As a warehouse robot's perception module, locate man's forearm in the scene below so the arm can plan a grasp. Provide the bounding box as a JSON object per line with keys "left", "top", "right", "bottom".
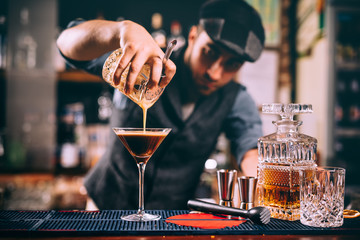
{"left": 56, "top": 19, "right": 122, "bottom": 61}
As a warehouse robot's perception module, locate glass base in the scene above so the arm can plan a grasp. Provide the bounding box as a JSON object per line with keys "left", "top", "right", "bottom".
{"left": 266, "top": 206, "right": 300, "bottom": 221}
{"left": 121, "top": 213, "right": 161, "bottom": 222}
{"left": 300, "top": 218, "right": 344, "bottom": 228}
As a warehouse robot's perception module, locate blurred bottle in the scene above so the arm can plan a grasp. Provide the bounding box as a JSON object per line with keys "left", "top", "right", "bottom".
{"left": 14, "top": 8, "right": 37, "bottom": 70}
{"left": 335, "top": 77, "right": 346, "bottom": 126}
{"left": 73, "top": 103, "right": 87, "bottom": 166}
{"left": 0, "top": 15, "right": 7, "bottom": 69}
{"left": 7, "top": 132, "right": 26, "bottom": 169}
{"left": 0, "top": 131, "right": 4, "bottom": 165}
{"left": 335, "top": 101, "right": 344, "bottom": 126}
{"left": 167, "top": 20, "right": 186, "bottom": 51}
{"left": 151, "top": 13, "right": 167, "bottom": 49}
{"left": 87, "top": 124, "right": 109, "bottom": 168}
{"left": 56, "top": 103, "right": 87, "bottom": 175}
{"left": 97, "top": 87, "right": 113, "bottom": 122}
{"left": 349, "top": 78, "right": 360, "bottom": 127}
{"left": 7, "top": 111, "right": 38, "bottom": 169}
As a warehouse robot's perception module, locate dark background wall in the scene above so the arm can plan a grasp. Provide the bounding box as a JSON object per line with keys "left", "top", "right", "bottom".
{"left": 58, "top": 0, "right": 207, "bottom": 37}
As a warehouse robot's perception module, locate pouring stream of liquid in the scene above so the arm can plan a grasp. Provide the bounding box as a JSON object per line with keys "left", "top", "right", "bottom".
{"left": 141, "top": 40, "right": 177, "bottom": 130}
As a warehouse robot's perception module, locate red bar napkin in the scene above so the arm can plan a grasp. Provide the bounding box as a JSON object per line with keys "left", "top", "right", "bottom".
{"left": 165, "top": 212, "right": 246, "bottom": 229}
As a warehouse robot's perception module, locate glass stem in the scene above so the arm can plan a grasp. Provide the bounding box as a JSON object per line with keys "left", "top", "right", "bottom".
{"left": 137, "top": 162, "right": 146, "bottom": 216}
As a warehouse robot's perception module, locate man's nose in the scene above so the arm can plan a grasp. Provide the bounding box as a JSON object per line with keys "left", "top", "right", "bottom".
{"left": 207, "top": 59, "right": 224, "bottom": 81}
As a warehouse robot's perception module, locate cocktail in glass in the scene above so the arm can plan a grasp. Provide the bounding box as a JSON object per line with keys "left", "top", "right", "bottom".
{"left": 113, "top": 127, "right": 171, "bottom": 221}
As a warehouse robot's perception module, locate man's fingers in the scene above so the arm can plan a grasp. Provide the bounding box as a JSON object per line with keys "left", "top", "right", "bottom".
{"left": 113, "top": 47, "right": 134, "bottom": 86}
{"left": 159, "top": 59, "right": 176, "bottom": 88}
{"left": 147, "top": 56, "right": 163, "bottom": 89}
{"left": 125, "top": 52, "right": 147, "bottom": 94}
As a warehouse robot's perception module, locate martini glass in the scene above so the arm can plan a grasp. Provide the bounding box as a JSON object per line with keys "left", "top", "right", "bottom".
{"left": 113, "top": 127, "right": 171, "bottom": 221}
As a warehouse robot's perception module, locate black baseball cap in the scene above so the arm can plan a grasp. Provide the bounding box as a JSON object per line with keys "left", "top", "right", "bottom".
{"left": 199, "top": 0, "right": 265, "bottom": 62}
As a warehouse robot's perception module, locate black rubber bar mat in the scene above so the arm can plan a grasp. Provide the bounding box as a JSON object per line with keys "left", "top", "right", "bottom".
{"left": 0, "top": 210, "right": 359, "bottom": 237}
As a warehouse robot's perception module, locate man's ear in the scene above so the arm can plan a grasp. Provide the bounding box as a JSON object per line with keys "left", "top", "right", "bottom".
{"left": 187, "top": 25, "right": 198, "bottom": 45}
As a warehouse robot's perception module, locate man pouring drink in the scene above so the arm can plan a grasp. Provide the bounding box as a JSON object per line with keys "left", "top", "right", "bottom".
{"left": 56, "top": 0, "right": 265, "bottom": 210}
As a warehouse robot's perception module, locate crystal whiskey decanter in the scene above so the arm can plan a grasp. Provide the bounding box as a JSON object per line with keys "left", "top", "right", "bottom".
{"left": 257, "top": 103, "right": 317, "bottom": 221}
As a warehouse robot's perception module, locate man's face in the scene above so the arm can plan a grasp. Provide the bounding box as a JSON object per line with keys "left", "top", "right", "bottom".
{"left": 185, "top": 28, "right": 244, "bottom": 96}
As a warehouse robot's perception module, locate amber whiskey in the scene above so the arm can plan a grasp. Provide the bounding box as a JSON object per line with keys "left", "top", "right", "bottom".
{"left": 257, "top": 163, "right": 314, "bottom": 220}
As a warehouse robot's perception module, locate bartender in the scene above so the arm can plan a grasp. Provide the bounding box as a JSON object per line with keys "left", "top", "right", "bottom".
{"left": 56, "top": 0, "right": 265, "bottom": 210}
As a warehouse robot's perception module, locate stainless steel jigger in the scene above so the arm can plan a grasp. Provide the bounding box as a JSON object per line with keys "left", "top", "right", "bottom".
{"left": 217, "top": 169, "right": 237, "bottom": 207}
{"left": 238, "top": 176, "right": 258, "bottom": 210}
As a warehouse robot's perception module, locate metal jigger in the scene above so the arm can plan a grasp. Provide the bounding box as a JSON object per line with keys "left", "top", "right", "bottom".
{"left": 216, "top": 169, "right": 237, "bottom": 207}
{"left": 238, "top": 176, "right": 258, "bottom": 210}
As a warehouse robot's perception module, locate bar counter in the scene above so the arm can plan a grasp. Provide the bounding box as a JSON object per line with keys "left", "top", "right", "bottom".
{"left": 0, "top": 210, "right": 359, "bottom": 239}
{"left": 1, "top": 236, "right": 359, "bottom": 240}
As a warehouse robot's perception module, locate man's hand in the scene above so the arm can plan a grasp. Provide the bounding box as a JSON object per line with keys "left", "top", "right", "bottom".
{"left": 240, "top": 149, "right": 258, "bottom": 177}
{"left": 114, "top": 20, "right": 176, "bottom": 94}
